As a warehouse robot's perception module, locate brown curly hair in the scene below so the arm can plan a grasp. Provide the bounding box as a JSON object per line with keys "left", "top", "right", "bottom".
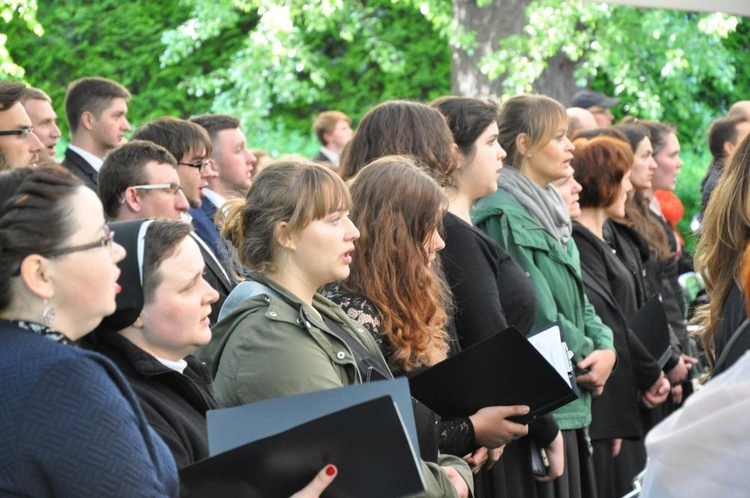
{"left": 342, "top": 156, "right": 451, "bottom": 372}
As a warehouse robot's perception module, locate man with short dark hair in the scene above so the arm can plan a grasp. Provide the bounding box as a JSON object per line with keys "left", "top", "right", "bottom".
{"left": 311, "top": 110, "right": 352, "bottom": 168}
{"left": 701, "top": 115, "right": 750, "bottom": 217}
{"left": 20, "top": 87, "right": 61, "bottom": 166}
{"left": 132, "top": 117, "right": 232, "bottom": 324}
{"left": 190, "top": 113, "right": 256, "bottom": 252}
{"left": 63, "top": 77, "right": 131, "bottom": 189}
{"left": 98, "top": 140, "right": 189, "bottom": 222}
{"left": 0, "top": 81, "right": 43, "bottom": 171}
{"left": 132, "top": 117, "right": 213, "bottom": 209}
{"left": 570, "top": 89, "right": 620, "bottom": 127}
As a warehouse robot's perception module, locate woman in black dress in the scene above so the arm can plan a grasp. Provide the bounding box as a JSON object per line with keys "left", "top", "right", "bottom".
{"left": 430, "top": 96, "right": 564, "bottom": 498}
{"left": 565, "top": 136, "right": 669, "bottom": 498}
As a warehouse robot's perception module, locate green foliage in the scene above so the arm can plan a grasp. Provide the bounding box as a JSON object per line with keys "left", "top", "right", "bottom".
{"left": 161, "top": 0, "right": 451, "bottom": 149}
{"left": 3, "top": 0, "right": 244, "bottom": 137}
{"left": 0, "top": 0, "right": 42, "bottom": 79}
{"left": 481, "top": 0, "right": 738, "bottom": 154}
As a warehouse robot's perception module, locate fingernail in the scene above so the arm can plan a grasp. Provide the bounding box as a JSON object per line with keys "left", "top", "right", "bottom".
{"left": 325, "top": 464, "right": 337, "bottom": 476}
{"left": 523, "top": 406, "right": 530, "bottom": 413}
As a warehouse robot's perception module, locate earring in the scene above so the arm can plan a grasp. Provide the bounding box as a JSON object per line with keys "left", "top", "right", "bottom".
{"left": 42, "top": 298, "right": 55, "bottom": 326}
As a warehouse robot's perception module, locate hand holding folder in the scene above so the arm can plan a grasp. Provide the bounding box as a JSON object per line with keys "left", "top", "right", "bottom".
{"left": 409, "top": 325, "right": 578, "bottom": 425}
{"left": 181, "top": 380, "right": 426, "bottom": 498}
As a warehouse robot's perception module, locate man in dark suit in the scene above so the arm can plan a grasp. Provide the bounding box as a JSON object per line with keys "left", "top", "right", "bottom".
{"left": 0, "top": 81, "right": 43, "bottom": 171}
{"left": 311, "top": 110, "right": 352, "bottom": 170}
{"left": 131, "top": 117, "right": 234, "bottom": 324}
{"left": 189, "top": 114, "right": 256, "bottom": 254}
{"left": 62, "top": 77, "right": 131, "bottom": 190}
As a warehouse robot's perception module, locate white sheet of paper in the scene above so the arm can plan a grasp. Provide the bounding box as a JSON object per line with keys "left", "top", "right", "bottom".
{"left": 527, "top": 324, "right": 573, "bottom": 388}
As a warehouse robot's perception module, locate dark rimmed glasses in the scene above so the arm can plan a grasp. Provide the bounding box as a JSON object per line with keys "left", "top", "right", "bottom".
{"left": 40, "top": 225, "right": 116, "bottom": 258}
{"left": 178, "top": 159, "right": 210, "bottom": 173}
{"left": 0, "top": 127, "right": 34, "bottom": 140}
{"left": 11, "top": 226, "right": 115, "bottom": 276}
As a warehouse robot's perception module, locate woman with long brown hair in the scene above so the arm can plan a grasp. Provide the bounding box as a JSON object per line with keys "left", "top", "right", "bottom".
{"left": 331, "top": 154, "right": 528, "bottom": 460}
{"left": 695, "top": 131, "right": 750, "bottom": 370}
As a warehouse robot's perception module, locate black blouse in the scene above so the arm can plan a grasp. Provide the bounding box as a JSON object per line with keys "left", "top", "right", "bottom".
{"left": 441, "top": 211, "right": 537, "bottom": 342}
{"left": 325, "top": 284, "right": 476, "bottom": 457}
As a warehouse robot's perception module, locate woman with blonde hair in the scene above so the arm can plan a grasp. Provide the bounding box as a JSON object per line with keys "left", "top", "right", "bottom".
{"left": 473, "top": 93, "right": 617, "bottom": 498}
{"left": 199, "top": 159, "right": 473, "bottom": 497}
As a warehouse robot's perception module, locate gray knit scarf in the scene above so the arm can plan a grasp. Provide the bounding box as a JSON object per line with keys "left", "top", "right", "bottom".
{"left": 498, "top": 167, "right": 572, "bottom": 245}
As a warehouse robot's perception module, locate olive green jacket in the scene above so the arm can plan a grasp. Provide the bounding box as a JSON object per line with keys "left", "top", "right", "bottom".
{"left": 197, "top": 273, "right": 473, "bottom": 497}
{"left": 473, "top": 189, "right": 615, "bottom": 430}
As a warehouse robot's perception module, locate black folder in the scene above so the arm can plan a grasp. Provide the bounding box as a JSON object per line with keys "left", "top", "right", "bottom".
{"left": 409, "top": 326, "right": 578, "bottom": 425}
{"left": 180, "top": 396, "right": 425, "bottom": 498}
{"left": 628, "top": 294, "right": 672, "bottom": 368}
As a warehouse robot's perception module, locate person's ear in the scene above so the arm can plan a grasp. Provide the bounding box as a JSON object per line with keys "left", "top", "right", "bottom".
{"left": 122, "top": 187, "right": 142, "bottom": 212}
{"left": 19, "top": 255, "right": 55, "bottom": 300}
{"left": 516, "top": 133, "right": 530, "bottom": 157}
{"left": 723, "top": 140, "right": 735, "bottom": 158}
{"left": 276, "top": 221, "right": 295, "bottom": 251}
{"left": 80, "top": 111, "right": 96, "bottom": 131}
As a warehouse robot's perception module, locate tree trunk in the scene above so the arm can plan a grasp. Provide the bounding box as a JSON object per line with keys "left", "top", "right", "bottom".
{"left": 451, "top": 0, "right": 578, "bottom": 103}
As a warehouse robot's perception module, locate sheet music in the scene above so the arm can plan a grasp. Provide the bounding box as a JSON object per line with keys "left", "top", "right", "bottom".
{"left": 527, "top": 324, "right": 574, "bottom": 388}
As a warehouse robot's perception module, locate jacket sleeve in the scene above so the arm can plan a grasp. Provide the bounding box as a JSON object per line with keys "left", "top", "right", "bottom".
{"left": 215, "top": 317, "right": 350, "bottom": 406}
{"left": 18, "top": 358, "right": 177, "bottom": 498}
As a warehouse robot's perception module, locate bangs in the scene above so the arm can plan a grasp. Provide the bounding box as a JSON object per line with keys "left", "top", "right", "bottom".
{"left": 288, "top": 165, "right": 352, "bottom": 231}
{"left": 530, "top": 101, "right": 568, "bottom": 148}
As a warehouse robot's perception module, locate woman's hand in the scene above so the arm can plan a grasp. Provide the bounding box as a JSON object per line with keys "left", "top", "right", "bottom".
{"left": 290, "top": 465, "right": 337, "bottom": 498}
{"left": 671, "top": 383, "right": 684, "bottom": 405}
{"left": 575, "top": 349, "right": 617, "bottom": 397}
{"left": 469, "top": 405, "right": 529, "bottom": 448}
{"left": 642, "top": 374, "right": 670, "bottom": 408}
{"left": 442, "top": 465, "right": 470, "bottom": 498}
{"left": 612, "top": 438, "right": 623, "bottom": 457}
{"left": 464, "top": 446, "right": 505, "bottom": 473}
{"left": 534, "top": 430, "right": 564, "bottom": 483}
{"left": 666, "top": 355, "right": 689, "bottom": 384}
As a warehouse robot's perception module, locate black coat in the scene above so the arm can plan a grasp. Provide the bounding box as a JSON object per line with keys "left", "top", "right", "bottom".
{"left": 92, "top": 330, "right": 220, "bottom": 469}
{"left": 604, "top": 220, "right": 682, "bottom": 372}
{"left": 573, "top": 222, "right": 662, "bottom": 440}
{"left": 61, "top": 147, "right": 98, "bottom": 191}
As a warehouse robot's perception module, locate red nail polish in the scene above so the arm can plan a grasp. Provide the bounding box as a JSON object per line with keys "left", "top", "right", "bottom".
{"left": 325, "top": 464, "right": 337, "bottom": 476}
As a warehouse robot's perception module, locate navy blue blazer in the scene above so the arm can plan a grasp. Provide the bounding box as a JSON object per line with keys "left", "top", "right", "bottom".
{"left": 190, "top": 199, "right": 220, "bottom": 256}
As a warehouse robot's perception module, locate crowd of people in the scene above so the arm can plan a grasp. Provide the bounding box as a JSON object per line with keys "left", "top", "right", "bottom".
{"left": 1, "top": 75, "right": 750, "bottom": 497}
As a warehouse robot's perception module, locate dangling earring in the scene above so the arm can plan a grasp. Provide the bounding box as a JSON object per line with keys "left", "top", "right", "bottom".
{"left": 42, "top": 298, "right": 55, "bottom": 326}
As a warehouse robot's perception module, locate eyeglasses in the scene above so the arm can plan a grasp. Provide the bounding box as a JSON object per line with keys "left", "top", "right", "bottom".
{"left": 0, "top": 127, "right": 34, "bottom": 140}
{"left": 40, "top": 226, "right": 115, "bottom": 258}
{"left": 589, "top": 107, "right": 613, "bottom": 116}
{"left": 132, "top": 183, "right": 183, "bottom": 194}
{"left": 178, "top": 159, "right": 210, "bottom": 173}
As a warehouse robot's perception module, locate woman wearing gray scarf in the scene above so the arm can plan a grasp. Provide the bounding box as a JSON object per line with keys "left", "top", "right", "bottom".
{"left": 472, "top": 94, "right": 616, "bottom": 498}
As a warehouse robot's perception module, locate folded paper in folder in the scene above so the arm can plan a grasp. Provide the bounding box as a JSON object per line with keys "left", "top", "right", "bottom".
{"left": 409, "top": 324, "right": 578, "bottom": 425}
